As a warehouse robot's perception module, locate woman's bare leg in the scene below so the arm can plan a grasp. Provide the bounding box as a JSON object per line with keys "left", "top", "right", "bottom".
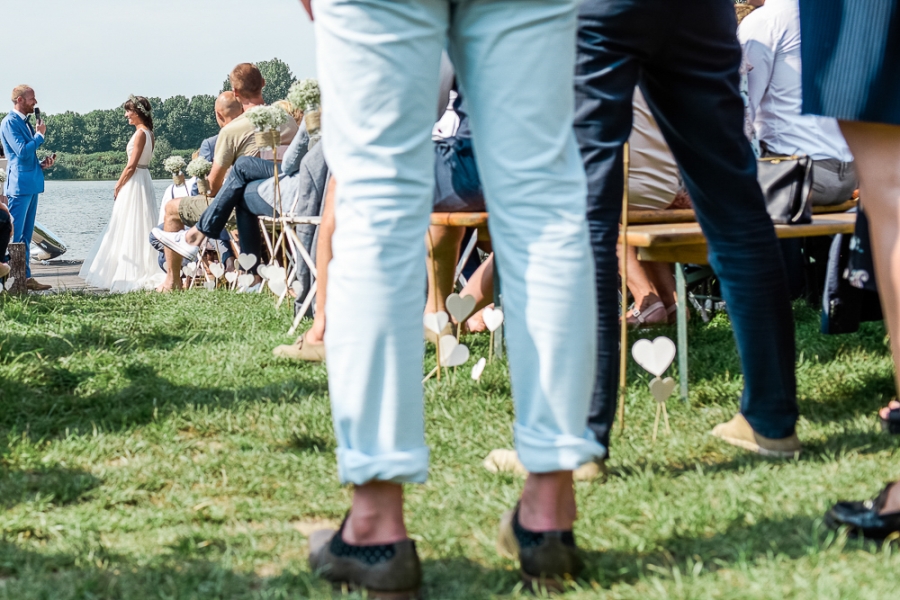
{"left": 424, "top": 225, "right": 465, "bottom": 314}
{"left": 306, "top": 177, "right": 337, "bottom": 344}
{"left": 840, "top": 121, "right": 900, "bottom": 391}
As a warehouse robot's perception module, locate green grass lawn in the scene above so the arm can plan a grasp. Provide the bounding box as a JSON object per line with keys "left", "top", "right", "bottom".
{"left": 1, "top": 291, "right": 899, "bottom": 599}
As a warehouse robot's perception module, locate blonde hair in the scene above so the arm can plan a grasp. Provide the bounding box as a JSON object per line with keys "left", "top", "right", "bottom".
{"left": 11, "top": 85, "right": 32, "bottom": 103}
{"left": 274, "top": 99, "right": 304, "bottom": 126}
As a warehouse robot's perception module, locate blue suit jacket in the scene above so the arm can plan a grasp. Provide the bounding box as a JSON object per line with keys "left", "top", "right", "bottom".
{"left": 1, "top": 112, "right": 45, "bottom": 196}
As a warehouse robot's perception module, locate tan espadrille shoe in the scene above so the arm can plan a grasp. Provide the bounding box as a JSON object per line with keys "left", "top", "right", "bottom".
{"left": 711, "top": 413, "right": 801, "bottom": 458}
{"left": 272, "top": 333, "right": 325, "bottom": 362}
{"left": 483, "top": 449, "right": 607, "bottom": 482}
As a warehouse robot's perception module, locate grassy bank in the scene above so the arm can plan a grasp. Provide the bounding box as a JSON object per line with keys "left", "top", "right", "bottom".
{"left": 41, "top": 148, "right": 195, "bottom": 181}
{"left": 0, "top": 291, "right": 898, "bottom": 599}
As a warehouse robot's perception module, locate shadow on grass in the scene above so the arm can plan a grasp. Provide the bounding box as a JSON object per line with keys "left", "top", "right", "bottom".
{"left": 0, "top": 341, "right": 329, "bottom": 441}
{"left": 0, "top": 538, "right": 328, "bottom": 599}
{"left": 581, "top": 512, "right": 852, "bottom": 589}
{"left": 0, "top": 464, "right": 100, "bottom": 509}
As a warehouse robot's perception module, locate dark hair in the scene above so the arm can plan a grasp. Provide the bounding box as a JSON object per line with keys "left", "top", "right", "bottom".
{"left": 230, "top": 63, "right": 264, "bottom": 97}
{"left": 124, "top": 95, "right": 154, "bottom": 131}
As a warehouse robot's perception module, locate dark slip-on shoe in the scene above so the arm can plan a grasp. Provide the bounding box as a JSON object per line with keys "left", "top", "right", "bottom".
{"left": 308, "top": 518, "right": 422, "bottom": 599}
{"left": 497, "top": 503, "right": 584, "bottom": 592}
{"left": 825, "top": 483, "right": 900, "bottom": 541}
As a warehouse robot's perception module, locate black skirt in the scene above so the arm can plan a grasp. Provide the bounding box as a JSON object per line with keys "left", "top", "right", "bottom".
{"left": 800, "top": 0, "right": 900, "bottom": 125}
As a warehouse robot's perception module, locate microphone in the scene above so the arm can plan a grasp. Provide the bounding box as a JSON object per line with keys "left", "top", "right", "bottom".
{"left": 34, "top": 107, "right": 42, "bottom": 124}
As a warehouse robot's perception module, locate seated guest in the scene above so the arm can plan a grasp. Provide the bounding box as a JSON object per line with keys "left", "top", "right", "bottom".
{"left": 739, "top": 0, "right": 858, "bottom": 206}
{"left": 620, "top": 89, "right": 689, "bottom": 327}
{"left": 153, "top": 118, "right": 328, "bottom": 288}
{"left": 159, "top": 64, "right": 298, "bottom": 291}
{"left": 424, "top": 87, "right": 488, "bottom": 334}
{"left": 0, "top": 197, "right": 11, "bottom": 279}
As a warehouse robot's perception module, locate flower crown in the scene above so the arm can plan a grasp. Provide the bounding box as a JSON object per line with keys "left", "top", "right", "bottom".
{"left": 128, "top": 94, "right": 151, "bottom": 117}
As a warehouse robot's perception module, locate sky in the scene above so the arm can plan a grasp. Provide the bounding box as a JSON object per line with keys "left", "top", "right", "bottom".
{"left": 3, "top": 0, "right": 317, "bottom": 115}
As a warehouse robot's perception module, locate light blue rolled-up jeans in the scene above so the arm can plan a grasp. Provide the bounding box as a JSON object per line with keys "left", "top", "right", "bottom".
{"left": 316, "top": 0, "right": 605, "bottom": 485}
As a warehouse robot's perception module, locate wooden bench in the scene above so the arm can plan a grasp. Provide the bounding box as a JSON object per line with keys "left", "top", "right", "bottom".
{"left": 621, "top": 210, "right": 857, "bottom": 402}
{"left": 430, "top": 207, "right": 858, "bottom": 402}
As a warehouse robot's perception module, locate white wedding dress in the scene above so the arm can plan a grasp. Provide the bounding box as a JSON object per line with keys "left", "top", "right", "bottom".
{"left": 80, "top": 129, "right": 164, "bottom": 292}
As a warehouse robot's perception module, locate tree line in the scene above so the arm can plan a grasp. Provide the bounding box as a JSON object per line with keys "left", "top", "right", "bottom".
{"left": 0, "top": 58, "right": 298, "bottom": 179}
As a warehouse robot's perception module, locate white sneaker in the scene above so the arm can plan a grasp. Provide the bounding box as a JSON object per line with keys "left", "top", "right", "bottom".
{"left": 152, "top": 227, "right": 200, "bottom": 261}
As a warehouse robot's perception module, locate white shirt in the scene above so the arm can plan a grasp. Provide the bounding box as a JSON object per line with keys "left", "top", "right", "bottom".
{"left": 738, "top": 0, "right": 853, "bottom": 161}
{"left": 11, "top": 108, "right": 43, "bottom": 142}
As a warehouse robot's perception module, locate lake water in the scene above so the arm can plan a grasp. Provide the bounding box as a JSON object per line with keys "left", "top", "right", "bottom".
{"left": 36, "top": 180, "right": 171, "bottom": 261}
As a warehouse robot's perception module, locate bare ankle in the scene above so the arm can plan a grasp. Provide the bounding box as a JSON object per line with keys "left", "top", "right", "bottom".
{"left": 519, "top": 471, "right": 576, "bottom": 532}
{"left": 882, "top": 481, "right": 900, "bottom": 514}
{"left": 344, "top": 483, "right": 407, "bottom": 545}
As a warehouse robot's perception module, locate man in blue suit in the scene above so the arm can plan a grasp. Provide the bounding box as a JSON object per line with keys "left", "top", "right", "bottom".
{"left": 1, "top": 85, "right": 55, "bottom": 290}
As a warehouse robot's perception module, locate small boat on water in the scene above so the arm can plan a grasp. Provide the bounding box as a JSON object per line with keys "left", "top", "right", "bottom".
{"left": 4, "top": 157, "right": 69, "bottom": 261}
{"left": 31, "top": 222, "right": 68, "bottom": 261}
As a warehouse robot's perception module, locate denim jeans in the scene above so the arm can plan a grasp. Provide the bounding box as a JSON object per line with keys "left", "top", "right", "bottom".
{"left": 317, "top": 0, "right": 603, "bottom": 485}
{"left": 575, "top": 0, "right": 798, "bottom": 440}
{"left": 7, "top": 194, "right": 38, "bottom": 277}
{"left": 196, "top": 156, "right": 275, "bottom": 271}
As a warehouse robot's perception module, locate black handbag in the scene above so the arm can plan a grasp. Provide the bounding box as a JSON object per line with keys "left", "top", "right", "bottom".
{"left": 757, "top": 154, "right": 814, "bottom": 224}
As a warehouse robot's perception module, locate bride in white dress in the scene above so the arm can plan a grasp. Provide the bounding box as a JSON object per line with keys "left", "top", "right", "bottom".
{"left": 80, "top": 95, "right": 164, "bottom": 292}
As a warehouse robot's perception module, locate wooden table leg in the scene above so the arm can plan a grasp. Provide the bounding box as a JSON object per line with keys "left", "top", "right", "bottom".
{"left": 675, "top": 262, "right": 689, "bottom": 404}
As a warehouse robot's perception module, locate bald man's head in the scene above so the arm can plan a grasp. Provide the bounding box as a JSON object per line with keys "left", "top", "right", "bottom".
{"left": 215, "top": 91, "right": 243, "bottom": 127}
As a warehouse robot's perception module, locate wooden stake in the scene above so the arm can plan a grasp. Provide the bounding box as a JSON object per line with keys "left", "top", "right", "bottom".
{"left": 426, "top": 229, "right": 441, "bottom": 382}
{"left": 652, "top": 403, "right": 661, "bottom": 443}
{"left": 488, "top": 330, "right": 494, "bottom": 363}
{"left": 618, "top": 142, "right": 631, "bottom": 431}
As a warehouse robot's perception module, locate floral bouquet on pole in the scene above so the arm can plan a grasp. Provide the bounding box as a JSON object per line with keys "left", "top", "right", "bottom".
{"left": 246, "top": 105, "right": 289, "bottom": 151}
{"left": 163, "top": 156, "right": 187, "bottom": 187}
{"left": 287, "top": 79, "right": 321, "bottom": 142}
{"left": 245, "top": 105, "right": 290, "bottom": 275}
{"left": 186, "top": 157, "right": 213, "bottom": 196}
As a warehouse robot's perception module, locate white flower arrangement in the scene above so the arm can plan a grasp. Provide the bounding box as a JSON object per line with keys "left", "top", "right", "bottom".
{"left": 163, "top": 156, "right": 187, "bottom": 175}
{"left": 186, "top": 157, "right": 213, "bottom": 178}
{"left": 0, "top": 170, "right": 6, "bottom": 184}
{"left": 245, "top": 105, "right": 289, "bottom": 133}
{"left": 287, "top": 79, "right": 321, "bottom": 112}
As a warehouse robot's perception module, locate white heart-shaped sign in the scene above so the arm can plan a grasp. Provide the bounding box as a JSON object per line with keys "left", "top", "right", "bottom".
{"left": 439, "top": 335, "right": 469, "bottom": 367}
{"left": 631, "top": 336, "right": 676, "bottom": 377}
{"left": 649, "top": 376, "right": 676, "bottom": 404}
{"left": 471, "top": 357, "right": 486, "bottom": 381}
{"left": 225, "top": 272, "right": 238, "bottom": 284}
{"left": 291, "top": 281, "right": 302, "bottom": 296}
{"left": 3, "top": 276, "right": 15, "bottom": 291}
{"left": 268, "top": 278, "right": 287, "bottom": 297}
{"left": 267, "top": 266, "right": 286, "bottom": 282}
{"left": 209, "top": 263, "right": 225, "bottom": 279}
{"left": 238, "top": 253, "right": 257, "bottom": 271}
{"left": 182, "top": 263, "right": 197, "bottom": 277}
{"left": 423, "top": 311, "right": 450, "bottom": 335}
{"left": 257, "top": 265, "right": 270, "bottom": 280}
{"left": 204, "top": 280, "right": 216, "bottom": 291}
{"left": 446, "top": 294, "right": 477, "bottom": 323}
{"left": 237, "top": 274, "right": 255, "bottom": 289}
{"left": 482, "top": 307, "right": 504, "bottom": 332}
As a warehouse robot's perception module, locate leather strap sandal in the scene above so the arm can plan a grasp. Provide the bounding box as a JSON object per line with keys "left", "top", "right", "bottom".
{"left": 825, "top": 482, "right": 900, "bottom": 541}
{"left": 626, "top": 301, "right": 666, "bottom": 328}
{"left": 881, "top": 403, "right": 900, "bottom": 434}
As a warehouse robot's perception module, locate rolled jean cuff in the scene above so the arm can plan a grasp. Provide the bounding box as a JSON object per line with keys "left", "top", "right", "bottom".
{"left": 514, "top": 424, "right": 607, "bottom": 473}
{"left": 336, "top": 446, "right": 430, "bottom": 486}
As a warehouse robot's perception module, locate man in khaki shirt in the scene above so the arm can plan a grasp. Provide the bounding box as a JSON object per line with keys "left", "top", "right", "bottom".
{"left": 158, "top": 62, "right": 298, "bottom": 291}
